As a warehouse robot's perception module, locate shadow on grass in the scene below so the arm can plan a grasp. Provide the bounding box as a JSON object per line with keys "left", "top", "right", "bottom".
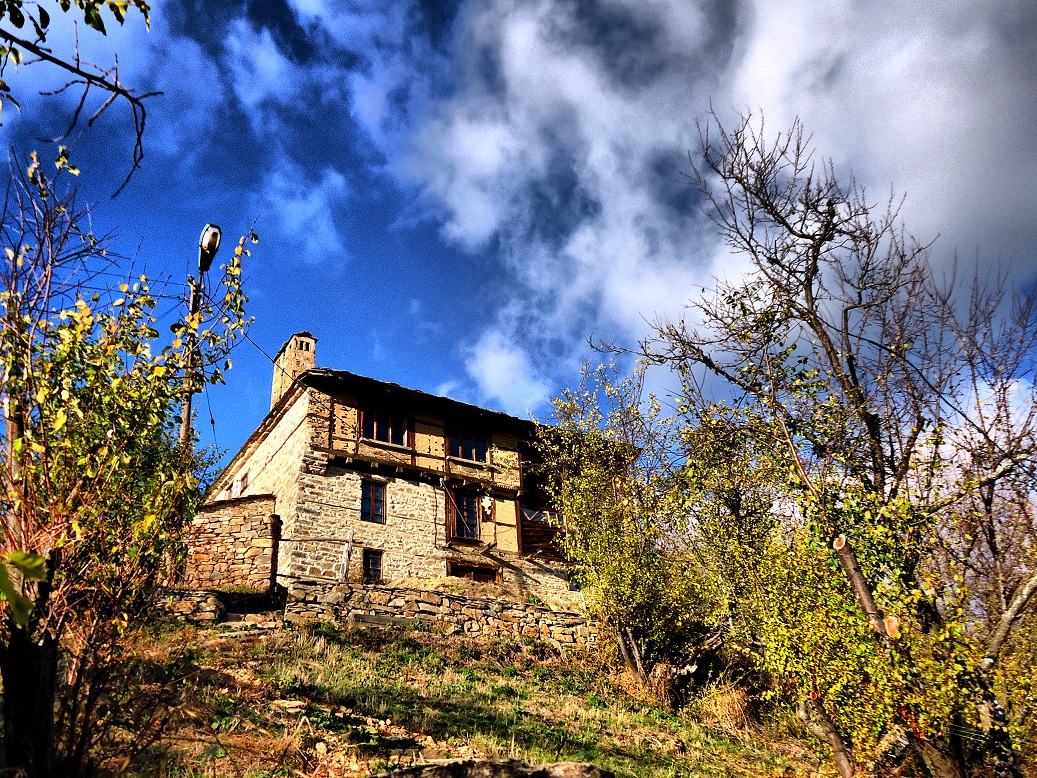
{"left": 268, "top": 626, "right": 698, "bottom": 777}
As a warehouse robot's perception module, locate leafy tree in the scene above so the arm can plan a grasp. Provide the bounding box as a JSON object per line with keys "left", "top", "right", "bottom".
{"left": 537, "top": 363, "right": 715, "bottom": 681}
{"left": 640, "top": 112, "right": 1037, "bottom": 777}
{"left": 0, "top": 156, "right": 252, "bottom": 776}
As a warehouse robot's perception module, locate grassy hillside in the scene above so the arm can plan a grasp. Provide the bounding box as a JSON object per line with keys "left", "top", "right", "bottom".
{"left": 124, "top": 620, "right": 830, "bottom": 777}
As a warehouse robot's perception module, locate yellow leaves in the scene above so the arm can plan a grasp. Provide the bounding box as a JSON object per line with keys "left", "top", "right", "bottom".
{"left": 52, "top": 408, "right": 67, "bottom": 432}
{"left": 55, "top": 146, "right": 80, "bottom": 176}
{"left": 109, "top": 0, "right": 130, "bottom": 22}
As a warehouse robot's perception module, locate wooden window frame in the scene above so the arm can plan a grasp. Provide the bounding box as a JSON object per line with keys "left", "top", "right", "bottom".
{"left": 449, "top": 491, "right": 483, "bottom": 542}
{"left": 447, "top": 430, "right": 490, "bottom": 463}
{"left": 360, "top": 479, "right": 386, "bottom": 524}
{"left": 362, "top": 548, "right": 383, "bottom": 584}
{"left": 361, "top": 409, "right": 412, "bottom": 448}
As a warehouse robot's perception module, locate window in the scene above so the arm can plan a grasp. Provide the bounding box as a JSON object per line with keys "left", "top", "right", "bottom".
{"left": 361, "top": 481, "right": 386, "bottom": 523}
{"left": 448, "top": 432, "right": 488, "bottom": 462}
{"left": 451, "top": 493, "right": 481, "bottom": 540}
{"left": 363, "top": 410, "right": 409, "bottom": 447}
{"left": 449, "top": 562, "right": 500, "bottom": 584}
{"left": 521, "top": 507, "right": 559, "bottom": 525}
{"left": 362, "top": 549, "right": 383, "bottom": 584}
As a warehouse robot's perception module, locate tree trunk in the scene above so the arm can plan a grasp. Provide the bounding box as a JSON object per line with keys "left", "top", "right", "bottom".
{"left": 625, "top": 628, "right": 646, "bottom": 680}
{"left": 797, "top": 698, "right": 854, "bottom": 778}
{"left": 912, "top": 737, "right": 965, "bottom": 778}
{"left": 1, "top": 623, "right": 58, "bottom": 777}
{"left": 973, "top": 674, "right": 1024, "bottom": 778}
{"left": 615, "top": 627, "right": 642, "bottom": 679}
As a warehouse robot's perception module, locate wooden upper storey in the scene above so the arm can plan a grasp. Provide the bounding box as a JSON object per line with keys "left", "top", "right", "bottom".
{"left": 209, "top": 367, "right": 542, "bottom": 501}
{"left": 304, "top": 370, "right": 532, "bottom": 492}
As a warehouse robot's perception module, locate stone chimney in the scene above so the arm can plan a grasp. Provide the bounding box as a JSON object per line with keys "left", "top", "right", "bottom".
{"left": 271, "top": 331, "right": 317, "bottom": 409}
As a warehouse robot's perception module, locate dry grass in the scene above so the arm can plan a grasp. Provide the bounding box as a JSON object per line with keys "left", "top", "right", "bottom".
{"left": 112, "top": 620, "right": 830, "bottom": 778}
{"left": 686, "top": 683, "right": 750, "bottom": 735}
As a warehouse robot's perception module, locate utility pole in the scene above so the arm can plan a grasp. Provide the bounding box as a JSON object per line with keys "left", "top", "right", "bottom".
{"left": 179, "top": 224, "right": 222, "bottom": 448}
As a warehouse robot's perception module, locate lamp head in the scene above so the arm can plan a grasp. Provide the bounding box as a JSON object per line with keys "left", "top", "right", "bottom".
{"left": 198, "top": 223, "right": 222, "bottom": 273}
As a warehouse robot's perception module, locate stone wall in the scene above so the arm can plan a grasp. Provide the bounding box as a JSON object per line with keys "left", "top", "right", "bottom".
{"left": 285, "top": 581, "right": 597, "bottom": 649}
{"left": 285, "top": 466, "right": 580, "bottom": 608}
{"left": 159, "top": 591, "right": 226, "bottom": 622}
{"left": 208, "top": 389, "right": 312, "bottom": 535}
{"left": 180, "top": 495, "right": 277, "bottom": 590}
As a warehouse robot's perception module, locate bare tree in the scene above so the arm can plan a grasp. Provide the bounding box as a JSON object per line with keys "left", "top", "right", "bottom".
{"left": 0, "top": 0, "right": 158, "bottom": 195}
{"left": 643, "top": 112, "right": 1037, "bottom": 778}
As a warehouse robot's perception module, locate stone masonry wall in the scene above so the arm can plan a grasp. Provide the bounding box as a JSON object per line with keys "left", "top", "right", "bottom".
{"left": 285, "top": 581, "right": 597, "bottom": 649}
{"left": 287, "top": 467, "right": 443, "bottom": 581}
{"left": 181, "top": 495, "right": 276, "bottom": 590}
{"left": 285, "top": 466, "right": 580, "bottom": 609}
{"left": 209, "top": 390, "right": 311, "bottom": 516}
{"left": 208, "top": 390, "right": 314, "bottom": 586}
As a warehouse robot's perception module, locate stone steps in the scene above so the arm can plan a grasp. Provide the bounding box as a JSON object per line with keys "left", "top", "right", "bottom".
{"left": 221, "top": 611, "right": 282, "bottom": 630}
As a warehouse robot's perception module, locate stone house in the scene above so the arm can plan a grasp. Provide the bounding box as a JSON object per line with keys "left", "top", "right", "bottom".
{"left": 183, "top": 332, "right": 573, "bottom": 605}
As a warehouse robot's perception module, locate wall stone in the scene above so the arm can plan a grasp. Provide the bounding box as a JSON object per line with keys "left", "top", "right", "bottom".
{"left": 158, "top": 591, "right": 226, "bottom": 622}
{"left": 284, "top": 582, "right": 598, "bottom": 650}
{"left": 180, "top": 495, "right": 276, "bottom": 590}
{"left": 284, "top": 467, "right": 580, "bottom": 609}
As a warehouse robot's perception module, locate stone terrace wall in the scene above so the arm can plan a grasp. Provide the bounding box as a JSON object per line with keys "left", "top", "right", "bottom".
{"left": 285, "top": 581, "right": 597, "bottom": 649}
{"left": 159, "top": 591, "right": 226, "bottom": 622}
{"left": 181, "top": 495, "right": 277, "bottom": 590}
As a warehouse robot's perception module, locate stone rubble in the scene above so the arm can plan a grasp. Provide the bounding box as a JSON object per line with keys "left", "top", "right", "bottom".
{"left": 374, "top": 760, "right": 615, "bottom": 778}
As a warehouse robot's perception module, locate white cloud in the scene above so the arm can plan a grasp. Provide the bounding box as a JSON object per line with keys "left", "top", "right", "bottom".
{"left": 320, "top": 0, "right": 1036, "bottom": 410}
{"left": 464, "top": 330, "right": 550, "bottom": 415}
{"left": 254, "top": 162, "right": 350, "bottom": 265}
{"left": 339, "top": 0, "right": 724, "bottom": 402}
{"left": 724, "top": 0, "right": 1037, "bottom": 263}
{"left": 18, "top": 0, "right": 1031, "bottom": 416}
{"left": 224, "top": 19, "right": 301, "bottom": 134}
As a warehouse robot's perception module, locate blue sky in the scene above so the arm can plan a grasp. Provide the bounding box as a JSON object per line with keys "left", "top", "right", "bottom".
{"left": 3, "top": 0, "right": 1036, "bottom": 465}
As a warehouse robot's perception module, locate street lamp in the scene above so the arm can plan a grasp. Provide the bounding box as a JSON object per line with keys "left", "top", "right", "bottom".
{"left": 198, "top": 223, "right": 221, "bottom": 273}
{"left": 179, "top": 224, "right": 222, "bottom": 447}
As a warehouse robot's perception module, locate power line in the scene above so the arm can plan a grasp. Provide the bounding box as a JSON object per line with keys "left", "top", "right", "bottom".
{"left": 243, "top": 330, "right": 294, "bottom": 382}
{"left": 204, "top": 382, "right": 218, "bottom": 452}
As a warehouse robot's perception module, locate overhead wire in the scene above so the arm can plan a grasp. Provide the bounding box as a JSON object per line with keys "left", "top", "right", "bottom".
{"left": 242, "top": 329, "right": 295, "bottom": 384}
{"left": 204, "top": 383, "right": 219, "bottom": 452}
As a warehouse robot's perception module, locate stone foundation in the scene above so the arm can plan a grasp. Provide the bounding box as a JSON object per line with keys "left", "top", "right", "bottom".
{"left": 181, "top": 494, "right": 277, "bottom": 589}
{"left": 284, "top": 581, "right": 597, "bottom": 649}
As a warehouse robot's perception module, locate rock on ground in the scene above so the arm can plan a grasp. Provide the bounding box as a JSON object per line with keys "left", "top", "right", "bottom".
{"left": 377, "top": 759, "right": 615, "bottom": 778}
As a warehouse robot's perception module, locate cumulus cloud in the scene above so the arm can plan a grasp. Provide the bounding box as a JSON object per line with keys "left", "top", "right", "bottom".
{"left": 725, "top": 0, "right": 1037, "bottom": 266}
{"left": 225, "top": 21, "right": 300, "bottom": 111}
{"left": 254, "top": 162, "right": 350, "bottom": 265}
{"left": 335, "top": 0, "right": 731, "bottom": 407}
{"left": 315, "top": 0, "right": 1037, "bottom": 411}
{"left": 464, "top": 330, "right": 550, "bottom": 415}
{"left": 10, "top": 0, "right": 1034, "bottom": 419}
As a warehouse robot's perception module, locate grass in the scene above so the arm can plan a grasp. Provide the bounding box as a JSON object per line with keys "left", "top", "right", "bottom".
{"left": 118, "top": 620, "right": 829, "bottom": 778}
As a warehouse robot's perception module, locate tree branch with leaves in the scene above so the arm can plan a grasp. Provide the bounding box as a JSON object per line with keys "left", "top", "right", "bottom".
{"left": 0, "top": 154, "right": 253, "bottom": 777}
